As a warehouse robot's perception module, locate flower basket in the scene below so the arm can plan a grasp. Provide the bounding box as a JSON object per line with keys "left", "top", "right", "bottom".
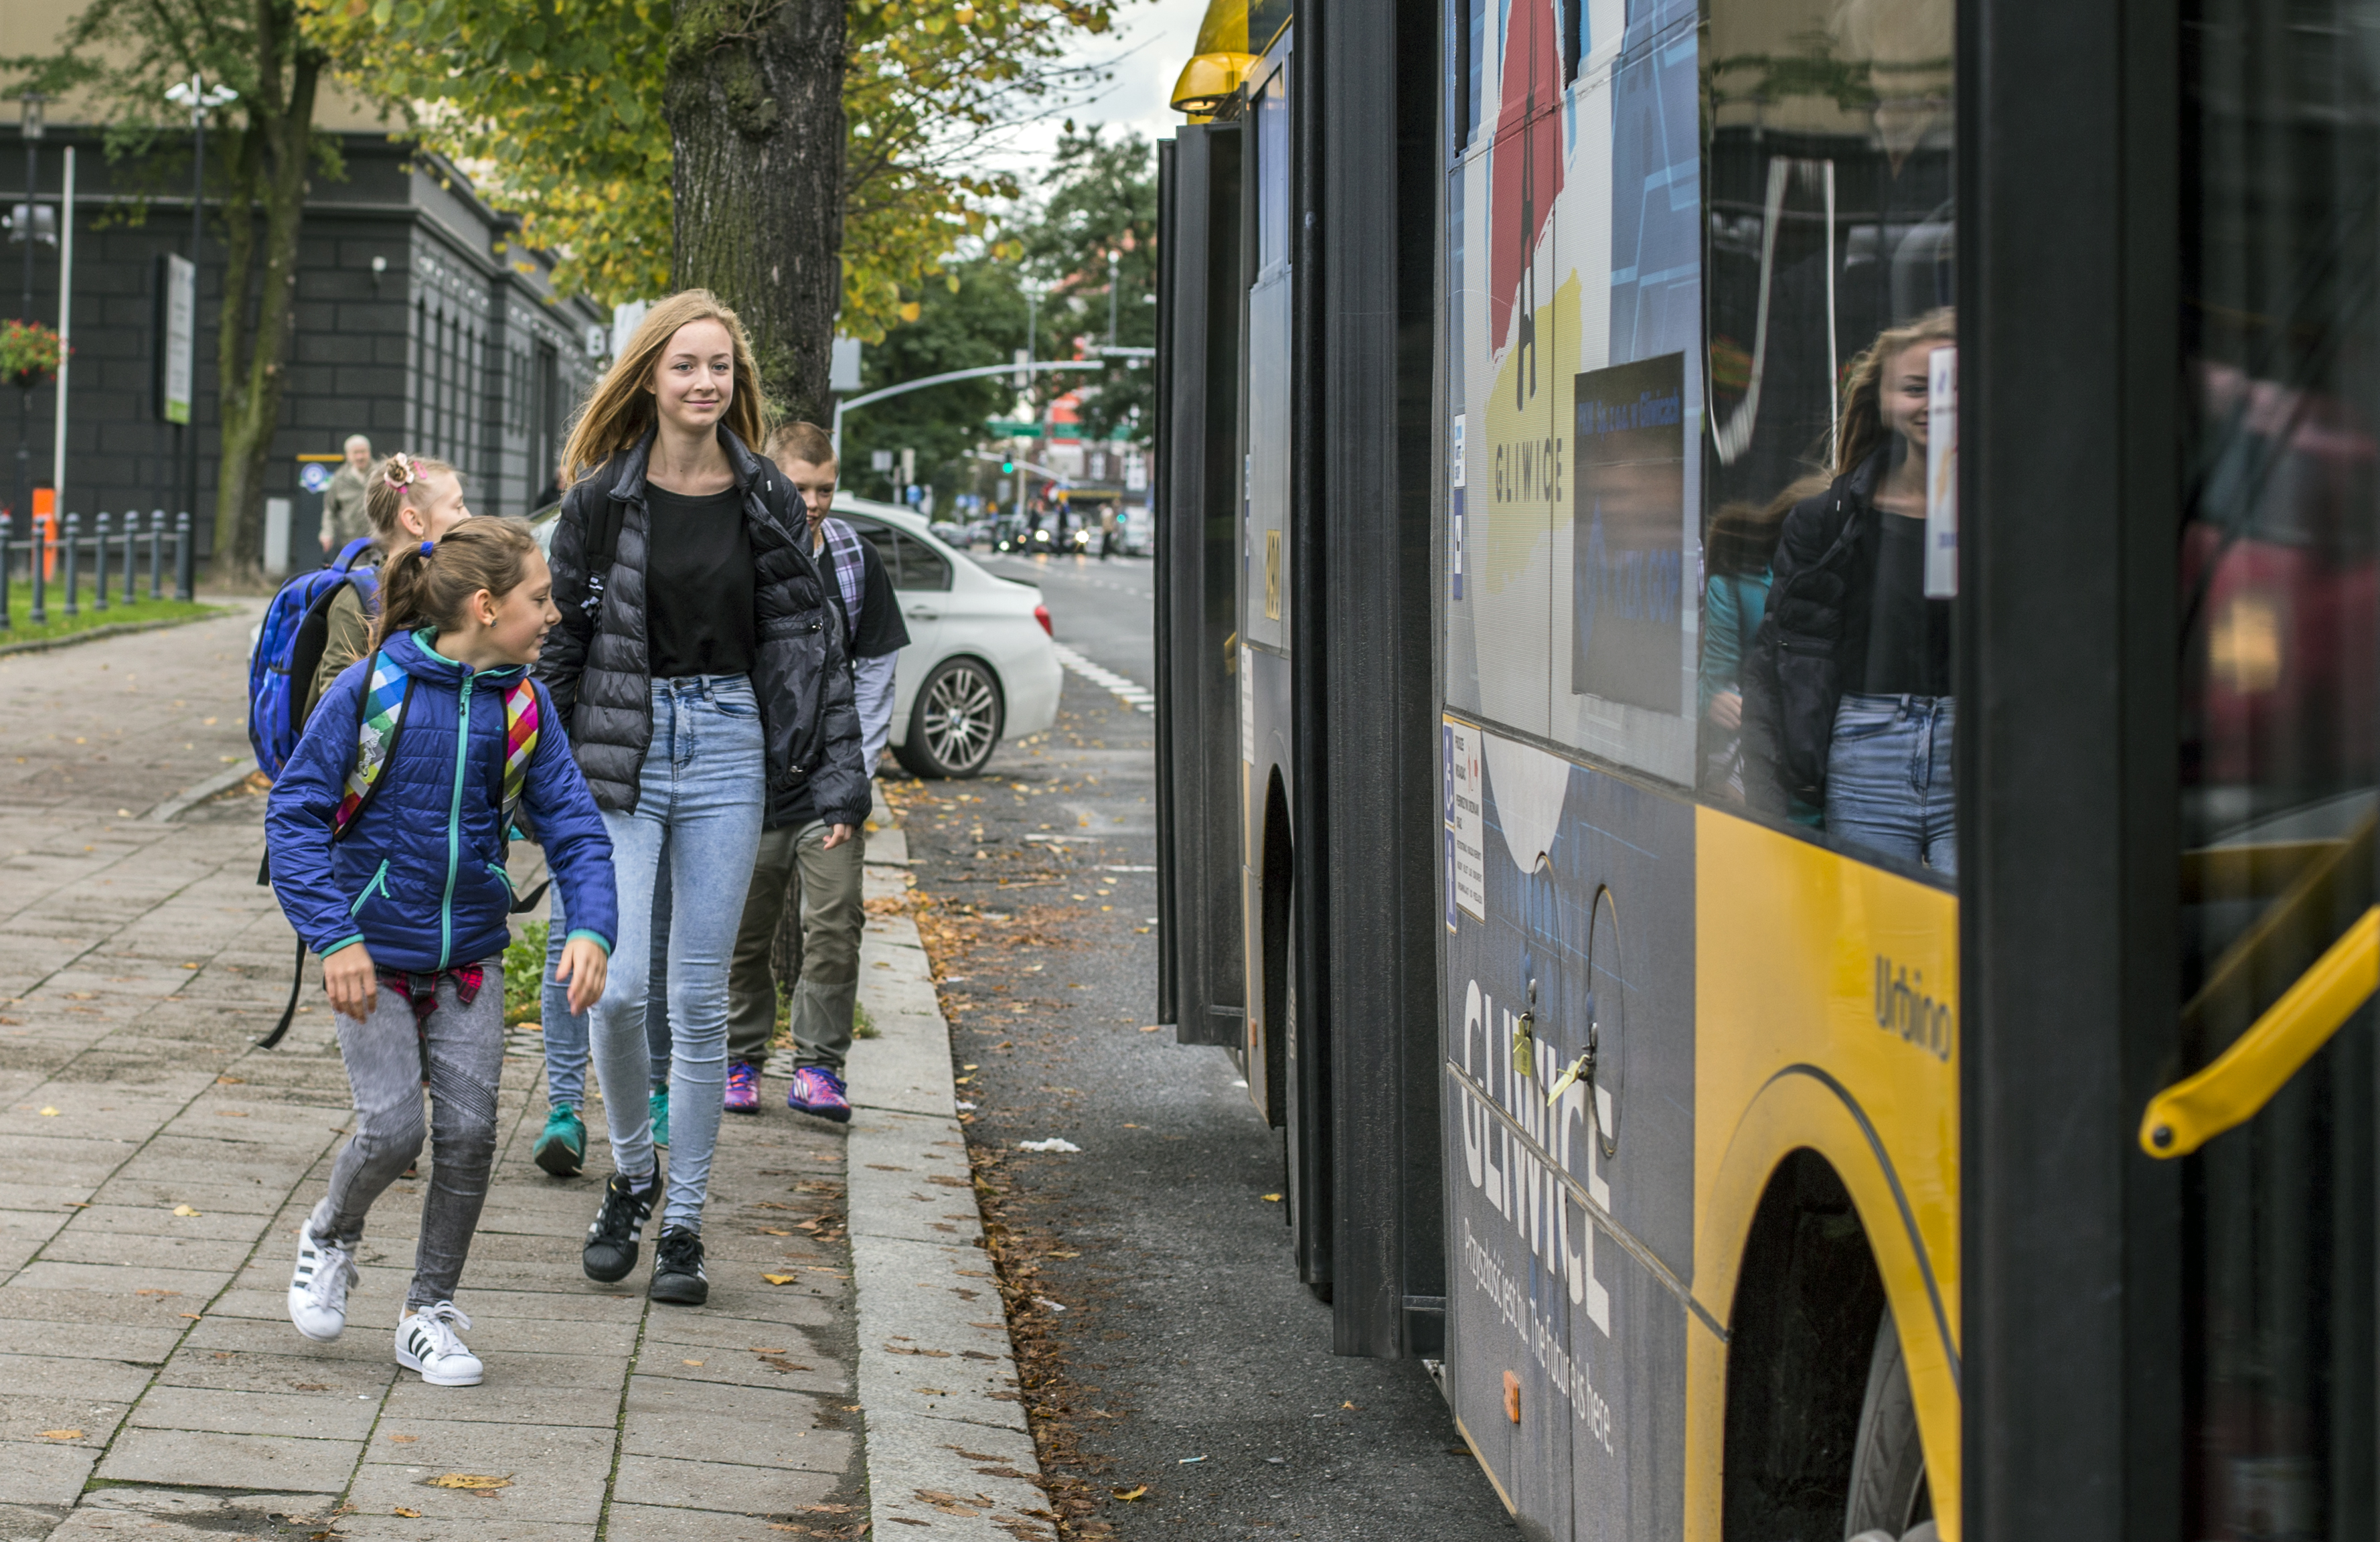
{"left": 0, "top": 320, "right": 68, "bottom": 389}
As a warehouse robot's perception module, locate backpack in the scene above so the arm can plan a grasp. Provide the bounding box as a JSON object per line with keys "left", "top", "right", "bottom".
{"left": 248, "top": 538, "right": 381, "bottom": 777}
{"left": 258, "top": 645, "right": 548, "bottom": 1049}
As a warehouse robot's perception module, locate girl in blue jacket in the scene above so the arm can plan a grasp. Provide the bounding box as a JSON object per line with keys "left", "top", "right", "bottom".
{"left": 266, "top": 517, "right": 619, "bottom": 1387}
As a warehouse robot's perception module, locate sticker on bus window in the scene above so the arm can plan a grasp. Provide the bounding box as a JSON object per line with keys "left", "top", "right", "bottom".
{"left": 1925, "top": 345, "right": 1958, "bottom": 599}
{"left": 1571, "top": 354, "right": 1686, "bottom": 712}
{"left": 1445, "top": 717, "right": 1487, "bottom": 923}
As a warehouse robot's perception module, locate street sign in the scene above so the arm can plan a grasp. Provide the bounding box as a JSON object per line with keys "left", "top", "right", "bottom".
{"left": 985, "top": 420, "right": 1044, "bottom": 438}
{"left": 161, "top": 254, "right": 194, "bottom": 426}
{"left": 299, "top": 463, "right": 332, "bottom": 494}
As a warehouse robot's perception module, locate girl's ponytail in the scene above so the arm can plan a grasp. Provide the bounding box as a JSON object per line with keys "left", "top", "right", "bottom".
{"left": 369, "top": 519, "right": 540, "bottom": 651}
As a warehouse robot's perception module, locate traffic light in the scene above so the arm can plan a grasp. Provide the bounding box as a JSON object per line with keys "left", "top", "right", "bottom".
{"left": 1001, "top": 456, "right": 1016, "bottom": 474}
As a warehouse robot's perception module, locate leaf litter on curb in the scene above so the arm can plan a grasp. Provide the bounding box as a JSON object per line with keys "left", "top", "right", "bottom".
{"left": 423, "top": 1473, "right": 511, "bottom": 1489}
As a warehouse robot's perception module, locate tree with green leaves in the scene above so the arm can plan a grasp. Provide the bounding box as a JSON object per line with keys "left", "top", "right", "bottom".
{"left": 6, "top": 0, "right": 335, "bottom": 574}
{"left": 839, "top": 257, "right": 1029, "bottom": 504}
{"left": 307, "top": 0, "right": 1123, "bottom": 418}
{"left": 1018, "top": 125, "right": 1157, "bottom": 445}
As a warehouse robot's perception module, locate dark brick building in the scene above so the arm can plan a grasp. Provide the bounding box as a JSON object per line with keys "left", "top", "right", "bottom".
{"left": 1, "top": 122, "right": 609, "bottom": 562}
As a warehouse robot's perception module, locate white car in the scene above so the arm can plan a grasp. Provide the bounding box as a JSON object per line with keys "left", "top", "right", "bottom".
{"left": 830, "top": 493, "right": 1060, "bottom": 777}
{"left": 530, "top": 494, "right": 1060, "bottom": 779}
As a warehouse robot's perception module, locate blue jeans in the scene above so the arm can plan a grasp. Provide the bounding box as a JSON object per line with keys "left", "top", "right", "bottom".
{"left": 1824, "top": 692, "right": 1956, "bottom": 876}
{"left": 542, "top": 862, "right": 673, "bottom": 1110}
{"left": 587, "top": 675, "right": 765, "bottom": 1231}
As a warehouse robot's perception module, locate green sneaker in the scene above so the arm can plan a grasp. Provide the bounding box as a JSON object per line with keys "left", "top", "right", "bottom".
{"left": 649, "top": 1086, "right": 670, "bottom": 1149}
{"left": 534, "top": 1105, "right": 586, "bottom": 1178}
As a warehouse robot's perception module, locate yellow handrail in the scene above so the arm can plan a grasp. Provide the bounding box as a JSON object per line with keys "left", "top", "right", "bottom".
{"left": 2140, "top": 905, "right": 2380, "bottom": 1158}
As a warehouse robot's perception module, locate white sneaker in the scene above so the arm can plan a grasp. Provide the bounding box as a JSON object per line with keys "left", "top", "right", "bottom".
{"left": 287, "top": 1219, "right": 356, "bottom": 1343}
{"left": 395, "top": 1302, "right": 483, "bottom": 1387}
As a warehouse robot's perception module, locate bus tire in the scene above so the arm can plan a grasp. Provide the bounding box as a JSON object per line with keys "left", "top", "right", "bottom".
{"left": 1843, "top": 1306, "right": 1926, "bottom": 1541}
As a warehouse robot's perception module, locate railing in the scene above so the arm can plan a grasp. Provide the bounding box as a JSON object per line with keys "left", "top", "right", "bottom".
{"left": 0, "top": 510, "right": 193, "bottom": 631}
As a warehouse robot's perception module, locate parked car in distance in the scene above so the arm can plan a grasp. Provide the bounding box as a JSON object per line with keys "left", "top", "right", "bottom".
{"left": 529, "top": 494, "right": 1059, "bottom": 779}
{"left": 929, "top": 520, "right": 971, "bottom": 549}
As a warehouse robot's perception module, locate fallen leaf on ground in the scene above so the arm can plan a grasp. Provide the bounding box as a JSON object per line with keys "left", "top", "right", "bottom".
{"left": 1139, "top": 1024, "right": 1164, "bottom": 1032}
{"left": 1342, "top": 1400, "right": 1357, "bottom": 1409}
{"left": 424, "top": 1474, "right": 511, "bottom": 1488}
{"left": 216, "top": 1110, "right": 249, "bottom": 1117}
{"left": 1112, "top": 1486, "right": 1148, "bottom": 1502}
{"left": 1262, "top": 1193, "right": 1283, "bottom": 1203}
{"left": 758, "top": 1227, "right": 791, "bottom": 1236}
{"left": 171, "top": 1204, "right": 201, "bottom": 1217}
{"left": 762, "top": 1273, "right": 798, "bottom": 1286}
{"left": 37, "top": 1429, "right": 81, "bottom": 1441}
{"left": 217, "top": 1075, "right": 244, "bottom": 1085}
{"left": 179, "top": 1312, "right": 202, "bottom": 1320}
{"left": 386, "top": 1434, "right": 417, "bottom": 1444}
{"left": 748, "top": 1346, "right": 787, "bottom": 1354}
{"left": 682, "top": 1359, "right": 704, "bottom": 1367}
{"left": 135, "top": 1289, "right": 179, "bottom": 1298}
{"left": 391, "top": 1508, "right": 421, "bottom": 1517}
{"left": 38, "top": 1107, "right": 57, "bottom": 1116}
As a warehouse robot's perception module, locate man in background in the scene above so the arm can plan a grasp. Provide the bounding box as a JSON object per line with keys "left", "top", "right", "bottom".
{"left": 317, "top": 434, "right": 373, "bottom": 552}
{"left": 721, "top": 421, "right": 907, "bottom": 1122}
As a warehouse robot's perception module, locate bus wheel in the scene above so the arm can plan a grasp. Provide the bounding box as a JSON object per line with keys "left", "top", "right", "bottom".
{"left": 1843, "top": 1306, "right": 1928, "bottom": 1541}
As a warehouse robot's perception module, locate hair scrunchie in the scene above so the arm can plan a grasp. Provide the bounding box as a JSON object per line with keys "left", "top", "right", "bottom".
{"left": 418, "top": 540, "right": 435, "bottom": 557}
{"left": 385, "top": 451, "right": 418, "bottom": 491}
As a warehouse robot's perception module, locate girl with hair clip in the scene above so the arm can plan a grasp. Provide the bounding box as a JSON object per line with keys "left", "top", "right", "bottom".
{"left": 301, "top": 452, "right": 474, "bottom": 722}
{"left": 1740, "top": 308, "right": 1958, "bottom": 872}
{"left": 265, "top": 518, "right": 619, "bottom": 1385}
{"left": 539, "top": 289, "right": 867, "bottom": 1307}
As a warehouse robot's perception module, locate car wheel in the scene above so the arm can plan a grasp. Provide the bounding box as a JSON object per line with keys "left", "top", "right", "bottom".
{"left": 896, "top": 656, "right": 1004, "bottom": 779}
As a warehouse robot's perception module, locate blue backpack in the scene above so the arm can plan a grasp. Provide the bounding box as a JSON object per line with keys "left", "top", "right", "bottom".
{"left": 248, "top": 538, "right": 381, "bottom": 777}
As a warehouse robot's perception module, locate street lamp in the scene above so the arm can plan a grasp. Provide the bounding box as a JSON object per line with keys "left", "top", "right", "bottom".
{"left": 163, "top": 74, "right": 234, "bottom": 595}
{"left": 10, "top": 91, "right": 46, "bottom": 629}
{"left": 1106, "top": 248, "right": 1121, "bottom": 351}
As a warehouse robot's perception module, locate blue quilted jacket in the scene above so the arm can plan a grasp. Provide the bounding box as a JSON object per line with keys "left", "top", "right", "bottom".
{"left": 265, "top": 628, "right": 619, "bottom": 972}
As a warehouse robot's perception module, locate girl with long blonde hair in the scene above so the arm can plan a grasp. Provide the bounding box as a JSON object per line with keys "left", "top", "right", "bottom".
{"left": 536, "top": 290, "right": 868, "bottom": 1307}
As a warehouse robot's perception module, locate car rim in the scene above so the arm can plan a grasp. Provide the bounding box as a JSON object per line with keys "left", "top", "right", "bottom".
{"left": 924, "top": 666, "right": 999, "bottom": 771}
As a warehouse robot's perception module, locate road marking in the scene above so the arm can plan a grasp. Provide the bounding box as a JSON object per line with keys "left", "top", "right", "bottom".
{"left": 1048, "top": 642, "right": 1156, "bottom": 714}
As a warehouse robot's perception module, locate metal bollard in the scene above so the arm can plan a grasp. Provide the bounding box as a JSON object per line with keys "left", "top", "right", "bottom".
{"left": 31, "top": 512, "right": 48, "bottom": 625}
{"left": 122, "top": 514, "right": 136, "bottom": 605}
{"left": 174, "top": 512, "right": 193, "bottom": 602}
{"left": 62, "top": 513, "right": 80, "bottom": 618}
{"left": 94, "top": 514, "right": 109, "bottom": 613}
{"left": 148, "top": 510, "right": 163, "bottom": 601}
{"left": 0, "top": 511, "right": 11, "bottom": 631}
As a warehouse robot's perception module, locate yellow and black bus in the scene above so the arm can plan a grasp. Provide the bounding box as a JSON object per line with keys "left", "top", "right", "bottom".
{"left": 1154, "top": 0, "right": 2380, "bottom": 1534}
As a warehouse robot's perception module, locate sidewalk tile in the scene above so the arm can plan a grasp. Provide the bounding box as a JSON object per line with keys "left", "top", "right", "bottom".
{"left": 0, "top": 1354, "right": 162, "bottom": 1399}
{"left": 95, "top": 1426, "right": 361, "bottom": 1492}
{"left": 155, "top": 1348, "right": 395, "bottom": 1397}
{"left": 3, "top": 1319, "right": 185, "bottom": 1361}
{"left": 9, "top": 1260, "right": 234, "bottom": 1295}
{"left": 380, "top": 1374, "right": 623, "bottom": 1427}
{"left": 0, "top": 1434, "right": 104, "bottom": 1505}
{"left": 605, "top": 1502, "right": 839, "bottom": 1541}
{"left": 607, "top": 1454, "right": 838, "bottom": 1515}
{"left": 328, "top": 1516, "right": 597, "bottom": 1541}
{"left": 0, "top": 1395, "right": 127, "bottom": 1446}
{"left": 131, "top": 1385, "right": 382, "bottom": 1440}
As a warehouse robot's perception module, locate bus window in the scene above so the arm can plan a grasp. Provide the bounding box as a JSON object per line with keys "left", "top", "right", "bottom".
{"left": 1702, "top": 0, "right": 1956, "bottom": 878}
{"left": 2176, "top": 0, "right": 2380, "bottom": 1532}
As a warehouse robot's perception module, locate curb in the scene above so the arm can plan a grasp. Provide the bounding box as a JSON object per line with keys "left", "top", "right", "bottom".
{"left": 0, "top": 606, "right": 228, "bottom": 658}
{"left": 848, "top": 793, "right": 1057, "bottom": 1542}
{"left": 144, "top": 759, "right": 260, "bottom": 823}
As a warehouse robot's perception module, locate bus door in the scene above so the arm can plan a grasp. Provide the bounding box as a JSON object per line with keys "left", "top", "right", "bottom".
{"left": 1156, "top": 121, "right": 1249, "bottom": 1053}
{"left": 2150, "top": 0, "right": 2380, "bottom": 1531}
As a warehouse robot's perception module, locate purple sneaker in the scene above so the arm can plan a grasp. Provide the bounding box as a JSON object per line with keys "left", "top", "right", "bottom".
{"left": 787, "top": 1066, "right": 851, "bottom": 1124}
{"left": 724, "top": 1061, "right": 761, "bottom": 1114}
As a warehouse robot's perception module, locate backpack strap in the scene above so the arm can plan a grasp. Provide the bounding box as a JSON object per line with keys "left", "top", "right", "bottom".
{"left": 496, "top": 677, "right": 549, "bottom": 914}
{"left": 333, "top": 649, "right": 412, "bottom": 838}
{"left": 819, "top": 518, "right": 866, "bottom": 645}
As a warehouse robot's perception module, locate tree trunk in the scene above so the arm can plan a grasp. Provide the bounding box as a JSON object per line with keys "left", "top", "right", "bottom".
{"left": 210, "top": 1, "right": 320, "bottom": 577}
{"left": 665, "top": 0, "right": 846, "bottom": 427}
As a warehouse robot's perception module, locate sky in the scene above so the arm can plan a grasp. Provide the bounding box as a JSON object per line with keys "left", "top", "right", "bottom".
{"left": 989, "top": 0, "right": 1211, "bottom": 181}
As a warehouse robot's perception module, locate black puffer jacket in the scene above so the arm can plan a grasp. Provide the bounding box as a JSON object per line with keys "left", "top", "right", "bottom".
{"left": 1739, "top": 453, "right": 1889, "bottom": 815}
{"left": 538, "top": 429, "right": 870, "bottom": 828}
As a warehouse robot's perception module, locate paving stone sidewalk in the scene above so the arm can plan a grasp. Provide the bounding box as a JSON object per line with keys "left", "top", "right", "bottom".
{"left": 0, "top": 608, "right": 867, "bottom": 1541}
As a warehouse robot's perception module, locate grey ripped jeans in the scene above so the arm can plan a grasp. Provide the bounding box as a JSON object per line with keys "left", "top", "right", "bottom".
{"left": 312, "top": 959, "right": 506, "bottom": 1311}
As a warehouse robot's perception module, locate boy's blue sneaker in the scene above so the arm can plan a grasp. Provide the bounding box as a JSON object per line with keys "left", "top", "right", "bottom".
{"left": 533, "top": 1105, "right": 586, "bottom": 1177}
{"left": 787, "top": 1066, "right": 851, "bottom": 1124}
{"left": 649, "top": 1086, "right": 670, "bottom": 1148}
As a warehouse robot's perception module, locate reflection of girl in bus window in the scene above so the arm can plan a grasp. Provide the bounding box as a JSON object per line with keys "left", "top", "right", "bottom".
{"left": 1698, "top": 475, "right": 1822, "bottom": 803}
{"left": 1740, "top": 308, "right": 1958, "bottom": 873}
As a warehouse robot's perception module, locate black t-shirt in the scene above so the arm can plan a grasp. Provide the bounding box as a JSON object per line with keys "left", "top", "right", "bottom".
{"left": 1862, "top": 511, "right": 1952, "bottom": 696}
{"left": 645, "top": 483, "right": 756, "bottom": 678}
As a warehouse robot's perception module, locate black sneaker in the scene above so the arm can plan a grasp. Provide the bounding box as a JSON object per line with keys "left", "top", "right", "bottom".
{"left": 583, "top": 1172, "right": 656, "bottom": 1283}
{"left": 649, "top": 1226, "right": 708, "bottom": 1306}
